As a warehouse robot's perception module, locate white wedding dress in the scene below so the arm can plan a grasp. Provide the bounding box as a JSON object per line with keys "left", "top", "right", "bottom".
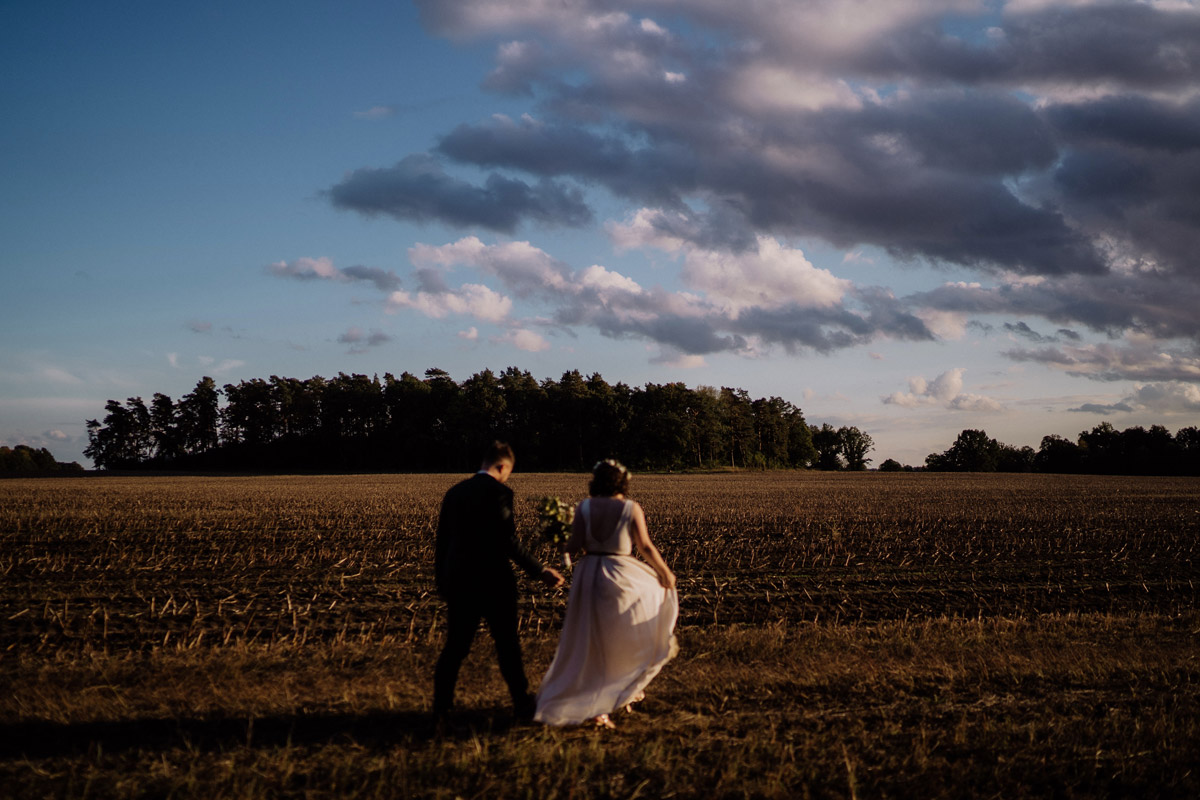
{"left": 535, "top": 498, "right": 678, "bottom": 726}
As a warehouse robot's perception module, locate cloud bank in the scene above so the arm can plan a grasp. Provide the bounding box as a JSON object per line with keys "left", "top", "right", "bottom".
{"left": 306, "top": 1, "right": 1200, "bottom": 384}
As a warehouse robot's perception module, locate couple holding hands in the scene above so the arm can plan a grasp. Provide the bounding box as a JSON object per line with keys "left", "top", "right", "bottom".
{"left": 433, "top": 441, "right": 678, "bottom": 729}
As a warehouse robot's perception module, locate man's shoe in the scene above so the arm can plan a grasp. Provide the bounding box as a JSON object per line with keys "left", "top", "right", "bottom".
{"left": 514, "top": 693, "right": 537, "bottom": 722}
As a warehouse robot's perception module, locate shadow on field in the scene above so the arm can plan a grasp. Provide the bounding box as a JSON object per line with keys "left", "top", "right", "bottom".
{"left": 0, "top": 707, "right": 522, "bottom": 759}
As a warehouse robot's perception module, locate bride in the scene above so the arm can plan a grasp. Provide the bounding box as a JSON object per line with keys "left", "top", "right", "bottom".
{"left": 535, "top": 459, "right": 678, "bottom": 729}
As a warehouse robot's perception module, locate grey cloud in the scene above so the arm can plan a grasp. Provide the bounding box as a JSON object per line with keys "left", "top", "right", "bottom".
{"left": 1004, "top": 321, "right": 1073, "bottom": 344}
{"left": 342, "top": 265, "right": 403, "bottom": 292}
{"left": 337, "top": 328, "right": 392, "bottom": 354}
{"left": 912, "top": 272, "right": 1200, "bottom": 341}
{"left": 1040, "top": 97, "right": 1200, "bottom": 278}
{"left": 326, "top": 154, "right": 592, "bottom": 232}
{"left": 1069, "top": 402, "right": 1133, "bottom": 414}
{"left": 856, "top": 4, "right": 1200, "bottom": 89}
{"left": 1003, "top": 343, "right": 1200, "bottom": 384}
{"left": 398, "top": 0, "right": 1200, "bottom": 353}
{"left": 1046, "top": 95, "right": 1200, "bottom": 154}
{"left": 438, "top": 117, "right": 696, "bottom": 208}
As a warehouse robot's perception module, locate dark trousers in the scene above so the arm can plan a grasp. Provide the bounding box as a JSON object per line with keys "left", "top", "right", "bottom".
{"left": 433, "top": 589, "right": 529, "bottom": 713}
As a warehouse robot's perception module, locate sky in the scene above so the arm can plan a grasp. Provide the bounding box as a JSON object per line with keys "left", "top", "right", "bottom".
{"left": 3, "top": 0, "right": 1200, "bottom": 469}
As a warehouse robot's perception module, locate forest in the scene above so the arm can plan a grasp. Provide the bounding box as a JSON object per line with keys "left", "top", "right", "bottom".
{"left": 82, "top": 369, "right": 873, "bottom": 473}
{"left": 79, "top": 368, "right": 1200, "bottom": 475}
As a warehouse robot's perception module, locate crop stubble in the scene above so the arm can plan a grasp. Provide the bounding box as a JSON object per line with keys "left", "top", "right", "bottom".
{"left": 1, "top": 472, "right": 1197, "bottom": 798}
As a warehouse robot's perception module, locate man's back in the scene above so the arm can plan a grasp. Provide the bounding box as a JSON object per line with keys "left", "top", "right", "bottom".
{"left": 436, "top": 473, "right": 537, "bottom": 596}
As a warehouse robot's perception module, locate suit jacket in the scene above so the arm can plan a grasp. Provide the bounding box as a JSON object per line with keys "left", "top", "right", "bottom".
{"left": 435, "top": 472, "right": 544, "bottom": 599}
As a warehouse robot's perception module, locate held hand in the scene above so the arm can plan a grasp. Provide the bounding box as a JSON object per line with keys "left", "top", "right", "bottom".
{"left": 658, "top": 569, "right": 676, "bottom": 591}
{"left": 542, "top": 567, "right": 566, "bottom": 589}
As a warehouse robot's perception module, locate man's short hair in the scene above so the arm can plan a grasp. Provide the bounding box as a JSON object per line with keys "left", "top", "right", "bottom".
{"left": 483, "top": 440, "right": 515, "bottom": 467}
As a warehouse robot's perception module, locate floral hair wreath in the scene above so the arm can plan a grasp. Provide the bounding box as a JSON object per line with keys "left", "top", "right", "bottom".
{"left": 594, "top": 458, "right": 629, "bottom": 476}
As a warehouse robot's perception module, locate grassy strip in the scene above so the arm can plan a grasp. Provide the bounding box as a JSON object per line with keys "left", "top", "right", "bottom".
{"left": 3, "top": 611, "right": 1196, "bottom": 798}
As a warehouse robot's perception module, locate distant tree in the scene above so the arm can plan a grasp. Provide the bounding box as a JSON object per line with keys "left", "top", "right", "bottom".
{"left": 838, "top": 426, "right": 874, "bottom": 471}
{"left": 926, "top": 429, "right": 1000, "bottom": 472}
{"left": 496, "top": 367, "right": 548, "bottom": 465}
{"left": 177, "top": 377, "right": 220, "bottom": 455}
{"left": 150, "top": 392, "right": 182, "bottom": 462}
{"left": 785, "top": 405, "right": 817, "bottom": 468}
{"left": 810, "top": 423, "right": 844, "bottom": 470}
{"left": 85, "top": 397, "right": 152, "bottom": 469}
{"left": 721, "top": 388, "right": 755, "bottom": 469}
{"left": 1035, "top": 434, "right": 1082, "bottom": 473}
{"left": 0, "top": 445, "right": 81, "bottom": 473}
{"left": 996, "top": 443, "right": 1035, "bottom": 472}
{"left": 878, "top": 458, "right": 904, "bottom": 472}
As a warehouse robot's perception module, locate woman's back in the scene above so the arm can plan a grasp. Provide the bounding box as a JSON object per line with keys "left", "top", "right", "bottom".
{"left": 580, "top": 497, "right": 634, "bottom": 555}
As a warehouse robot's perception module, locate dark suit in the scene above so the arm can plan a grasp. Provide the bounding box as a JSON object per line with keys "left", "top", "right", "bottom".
{"left": 433, "top": 472, "right": 545, "bottom": 715}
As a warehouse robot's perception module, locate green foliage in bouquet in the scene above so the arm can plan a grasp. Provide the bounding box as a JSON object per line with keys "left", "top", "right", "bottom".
{"left": 536, "top": 496, "right": 575, "bottom": 547}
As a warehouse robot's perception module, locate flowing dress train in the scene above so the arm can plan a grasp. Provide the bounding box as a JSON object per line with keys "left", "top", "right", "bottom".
{"left": 535, "top": 498, "right": 678, "bottom": 726}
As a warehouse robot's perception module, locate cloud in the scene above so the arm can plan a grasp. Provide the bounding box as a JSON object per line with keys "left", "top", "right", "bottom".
{"left": 325, "top": 153, "right": 592, "bottom": 232}
{"left": 341, "top": 265, "right": 403, "bottom": 292}
{"left": 883, "top": 368, "right": 1005, "bottom": 412}
{"left": 391, "top": 0, "right": 1200, "bottom": 364}
{"left": 491, "top": 328, "right": 551, "bottom": 352}
{"left": 197, "top": 357, "right": 246, "bottom": 375}
{"left": 268, "top": 257, "right": 402, "bottom": 292}
{"left": 1070, "top": 380, "right": 1200, "bottom": 414}
{"left": 1002, "top": 337, "right": 1200, "bottom": 383}
{"left": 187, "top": 320, "right": 213, "bottom": 334}
{"left": 337, "top": 327, "right": 392, "bottom": 353}
{"left": 650, "top": 351, "right": 706, "bottom": 368}
{"left": 402, "top": 234, "right": 932, "bottom": 356}
{"left": 1125, "top": 381, "right": 1200, "bottom": 413}
{"left": 458, "top": 326, "right": 479, "bottom": 340}
{"left": 386, "top": 283, "right": 512, "bottom": 323}
{"left": 354, "top": 105, "right": 398, "bottom": 120}
{"left": 1068, "top": 402, "right": 1134, "bottom": 414}
{"left": 38, "top": 366, "right": 84, "bottom": 385}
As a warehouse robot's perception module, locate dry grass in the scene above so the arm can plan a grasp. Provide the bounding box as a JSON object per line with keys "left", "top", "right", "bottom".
{"left": 1, "top": 472, "right": 1197, "bottom": 798}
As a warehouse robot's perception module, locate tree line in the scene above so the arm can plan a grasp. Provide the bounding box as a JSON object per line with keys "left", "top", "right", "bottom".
{"left": 0, "top": 445, "right": 84, "bottom": 475}
{"left": 909, "top": 424, "right": 1200, "bottom": 476}
{"left": 84, "top": 369, "right": 877, "bottom": 473}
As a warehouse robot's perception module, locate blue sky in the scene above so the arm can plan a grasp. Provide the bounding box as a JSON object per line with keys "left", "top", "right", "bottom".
{"left": 4, "top": 0, "right": 1200, "bottom": 468}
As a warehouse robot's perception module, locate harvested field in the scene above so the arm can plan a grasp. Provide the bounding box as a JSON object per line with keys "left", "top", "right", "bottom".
{"left": 2, "top": 472, "right": 1198, "bottom": 798}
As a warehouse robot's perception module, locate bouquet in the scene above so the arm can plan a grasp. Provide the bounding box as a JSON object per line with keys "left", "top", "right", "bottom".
{"left": 536, "top": 496, "right": 575, "bottom": 569}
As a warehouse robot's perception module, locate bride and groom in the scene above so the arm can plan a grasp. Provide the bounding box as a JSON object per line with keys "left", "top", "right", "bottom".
{"left": 432, "top": 441, "right": 678, "bottom": 728}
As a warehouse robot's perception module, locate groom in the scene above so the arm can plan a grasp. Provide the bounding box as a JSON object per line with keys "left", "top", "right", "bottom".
{"left": 433, "top": 441, "right": 564, "bottom": 721}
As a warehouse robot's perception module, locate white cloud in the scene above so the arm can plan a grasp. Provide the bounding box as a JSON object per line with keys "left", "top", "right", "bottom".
{"left": 387, "top": 284, "right": 513, "bottom": 322}
{"left": 609, "top": 210, "right": 849, "bottom": 315}
{"left": 492, "top": 328, "right": 551, "bottom": 351}
{"left": 578, "top": 264, "right": 643, "bottom": 294}
{"left": 269, "top": 256, "right": 340, "bottom": 280}
{"left": 410, "top": 236, "right": 572, "bottom": 295}
{"left": 883, "top": 368, "right": 1006, "bottom": 412}
{"left": 459, "top": 326, "right": 479, "bottom": 340}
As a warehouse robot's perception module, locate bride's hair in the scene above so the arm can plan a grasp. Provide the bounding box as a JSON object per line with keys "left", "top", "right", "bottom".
{"left": 589, "top": 459, "right": 630, "bottom": 497}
